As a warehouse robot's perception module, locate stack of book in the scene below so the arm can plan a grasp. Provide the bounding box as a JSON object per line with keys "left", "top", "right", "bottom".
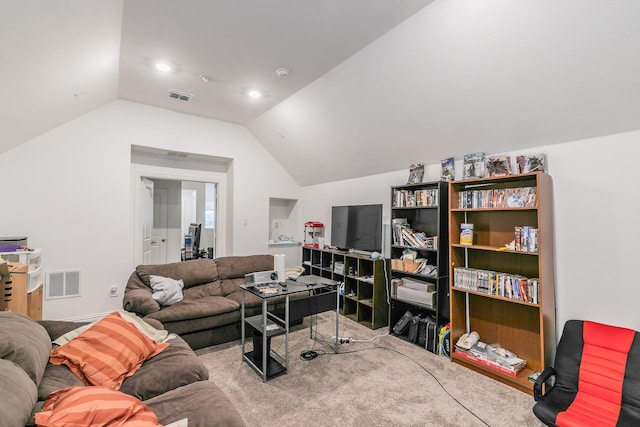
{"left": 392, "top": 219, "right": 438, "bottom": 250}
{"left": 455, "top": 341, "right": 526, "bottom": 377}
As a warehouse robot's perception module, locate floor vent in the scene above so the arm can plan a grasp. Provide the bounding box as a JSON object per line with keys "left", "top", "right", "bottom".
{"left": 46, "top": 270, "right": 81, "bottom": 300}
{"left": 168, "top": 90, "right": 193, "bottom": 101}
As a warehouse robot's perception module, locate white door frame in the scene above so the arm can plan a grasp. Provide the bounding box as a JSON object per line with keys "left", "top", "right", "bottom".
{"left": 131, "top": 163, "right": 227, "bottom": 267}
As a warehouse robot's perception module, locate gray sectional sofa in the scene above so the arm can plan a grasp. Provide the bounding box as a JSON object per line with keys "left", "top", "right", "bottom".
{"left": 123, "top": 254, "right": 295, "bottom": 350}
{"left": 0, "top": 311, "right": 245, "bottom": 427}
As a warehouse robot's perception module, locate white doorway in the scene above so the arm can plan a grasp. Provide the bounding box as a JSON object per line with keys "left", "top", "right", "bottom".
{"left": 132, "top": 163, "right": 229, "bottom": 268}
{"left": 152, "top": 187, "right": 169, "bottom": 264}
{"left": 141, "top": 179, "right": 169, "bottom": 265}
{"left": 141, "top": 177, "right": 154, "bottom": 264}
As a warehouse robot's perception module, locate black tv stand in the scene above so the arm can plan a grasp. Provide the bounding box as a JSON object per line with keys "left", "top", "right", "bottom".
{"left": 302, "top": 246, "right": 389, "bottom": 329}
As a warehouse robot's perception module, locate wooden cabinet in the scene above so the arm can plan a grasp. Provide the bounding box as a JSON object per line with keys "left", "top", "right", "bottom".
{"left": 302, "top": 247, "right": 389, "bottom": 329}
{"left": 27, "top": 284, "right": 43, "bottom": 320}
{"left": 6, "top": 263, "right": 28, "bottom": 315}
{"left": 389, "top": 181, "right": 449, "bottom": 336}
{"left": 448, "top": 172, "right": 556, "bottom": 394}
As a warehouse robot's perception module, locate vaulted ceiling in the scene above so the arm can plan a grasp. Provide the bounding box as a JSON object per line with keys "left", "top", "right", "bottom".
{"left": 2, "top": 1, "right": 640, "bottom": 185}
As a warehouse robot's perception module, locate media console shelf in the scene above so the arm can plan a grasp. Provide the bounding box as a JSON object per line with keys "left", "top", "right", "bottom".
{"left": 448, "top": 172, "right": 556, "bottom": 395}
{"left": 302, "top": 247, "right": 389, "bottom": 329}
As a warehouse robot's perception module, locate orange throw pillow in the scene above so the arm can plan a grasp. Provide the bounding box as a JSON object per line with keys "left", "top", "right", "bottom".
{"left": 35, "top": 385, "right": 161, "bottom": 427}
{"left": 49, "top": 311, "right": 168, "bottom": 389}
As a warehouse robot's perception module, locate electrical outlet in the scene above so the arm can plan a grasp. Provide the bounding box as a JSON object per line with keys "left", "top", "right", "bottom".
{"left": 110, "top": 286, "right": 118, "bottom": 297}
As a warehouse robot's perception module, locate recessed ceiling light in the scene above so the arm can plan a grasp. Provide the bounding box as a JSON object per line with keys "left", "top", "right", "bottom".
{"left": 248, "top": 90, "right": 262, "bottom": 99}
{"left": 155, "top": 62, "right": 171, "bottom": 72}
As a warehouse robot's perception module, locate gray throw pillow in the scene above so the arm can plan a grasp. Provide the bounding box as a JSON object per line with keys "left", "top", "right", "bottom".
{"left": 150, "top": 275, "right": 184, "bottom": 306}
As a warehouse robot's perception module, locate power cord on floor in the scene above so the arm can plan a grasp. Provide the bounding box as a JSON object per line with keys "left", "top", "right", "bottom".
{"left": 299, "top": 313, "right": 326, "bottom": 361}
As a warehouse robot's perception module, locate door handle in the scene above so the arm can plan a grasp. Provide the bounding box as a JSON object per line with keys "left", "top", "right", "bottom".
{"left": 151, "top": 241, "right": 157, "bottom": 245}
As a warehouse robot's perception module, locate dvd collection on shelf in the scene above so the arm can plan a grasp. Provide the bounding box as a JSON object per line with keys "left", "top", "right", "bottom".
{"left": 457, "top": 186, "right": 537, "bottom": 209}
{"left": 514, "top": 226, "right": 538, "bottom": 252}
{"left": 393, "top": 188, "right": 439, "bottom": 208}
{"left": 392, "top": 219, "right": 438, "bottom": 250}
{"left": 453, "top": 267, "right": 539, "bottom": 304}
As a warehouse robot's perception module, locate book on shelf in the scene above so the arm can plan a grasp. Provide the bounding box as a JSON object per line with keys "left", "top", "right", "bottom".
{"left": 393, "top": 188, "right": 439, "bottom": 208}
{"left": 393, "top": 222, "right": 438, "bottom": 250}
{"left": 453, "top": 267, "right": 540, "bottom": 303}
{"left": 457, "top": 186, "right": 537, "bottom": 209}
{"left": 514, "top": 226, "right": 538, "bottom": 252}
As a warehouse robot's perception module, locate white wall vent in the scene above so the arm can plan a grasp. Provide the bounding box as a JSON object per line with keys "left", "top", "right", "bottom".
{"left": 46, "top": 270, "right": 81, "bottom": 300}
{"left": 167, "top": 151, "right": 188, "bottom": 158}
{"left": 168, "top": 90, "right": 193, "bottom": 101}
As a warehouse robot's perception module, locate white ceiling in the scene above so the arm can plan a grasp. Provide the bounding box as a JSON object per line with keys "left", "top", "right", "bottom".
{"left": 2, "top": 0, "right": 640, "bottom": 186}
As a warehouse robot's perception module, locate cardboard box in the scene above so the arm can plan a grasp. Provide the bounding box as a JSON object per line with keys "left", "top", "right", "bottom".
{"left": 403, "top": 259, "right": 421, "bottom": 273}
{"left": 6, "top": 263, "right": 28, "bottom": 315}
{"left": 0, "top": 261, "right": 10, "bottom": 311}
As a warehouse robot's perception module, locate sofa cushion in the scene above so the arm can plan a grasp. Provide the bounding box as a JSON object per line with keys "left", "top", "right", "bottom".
{"left": 119, "top": 334, "right": 209, "bottom": 401}
{"left": 145, "top": 381, "right": 246, "bottom": 427}
{"left": 150, "top": 275, "right": 184, "bottom": 305}
{"left": 35, "top": 386, "right": 161, "bottom": 427}
{"left": 49, "top": 312, "right": 169, "bottom": 389}
{"left": 39, "top": 334, "right": 208, "bottom": 402}
{"left": 145, "top": 295, "right": 239, "bottom": 323}
{"left": 215, "top": 255, "right": 274, "bottom": 295}
{"left": 137, "top": 259, "right": 218, "bottom": 289}
{"left": 38, "top": 363, "right": 84, "bottom": 401}
{"left": 52, "top": 311, "right": 170, "bottom": 346}
{"left": 0, "top": 358, "right": 38, "bottom": 427}
{"left": 0, "top": 311, "right": 51, "bottom": 386}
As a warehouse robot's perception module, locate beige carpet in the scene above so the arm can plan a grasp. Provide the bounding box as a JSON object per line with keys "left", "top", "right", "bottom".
{"left": 196, "top": 313, "right": 545, "bottom": 427}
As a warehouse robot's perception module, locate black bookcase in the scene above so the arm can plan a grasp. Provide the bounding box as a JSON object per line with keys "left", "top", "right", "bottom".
{"left": 389, "top": 181, "right": 449, "bottom": 339}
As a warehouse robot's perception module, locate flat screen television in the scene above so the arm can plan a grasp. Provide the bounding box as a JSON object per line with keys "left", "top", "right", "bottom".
{"left": 331, "top": 204, "right": 382, "bottom": 253}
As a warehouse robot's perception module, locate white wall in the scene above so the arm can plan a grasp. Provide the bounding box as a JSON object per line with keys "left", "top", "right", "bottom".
{"left": 300, "top": 131, "right": 640, "bottom": 335}
{"left": 2, "top": 96, "right": 638, "bottom": 335}
{"left": 0, "top": 100, "right": 300, "bottom": 320}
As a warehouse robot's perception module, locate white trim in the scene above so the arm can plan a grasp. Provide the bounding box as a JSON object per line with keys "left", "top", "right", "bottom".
{"left": 131, "top": 163, "right": 228, "bottom": 268}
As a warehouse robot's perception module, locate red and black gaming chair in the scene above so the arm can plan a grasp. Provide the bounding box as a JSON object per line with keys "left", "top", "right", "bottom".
{"left": 533, "top": 320, "right": 640, "bottom": 426}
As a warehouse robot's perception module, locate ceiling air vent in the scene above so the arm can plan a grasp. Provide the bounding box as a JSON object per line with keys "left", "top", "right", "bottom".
{"left": 168, "top": 90, "right": 193, "bottom": 101}
{"left": 167, "top": 151, "right": 188, "bottom": 158}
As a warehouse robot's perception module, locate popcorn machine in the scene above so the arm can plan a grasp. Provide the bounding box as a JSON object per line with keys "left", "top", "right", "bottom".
{"left": 304, "top": 222, "right": 324, "bottom": 248}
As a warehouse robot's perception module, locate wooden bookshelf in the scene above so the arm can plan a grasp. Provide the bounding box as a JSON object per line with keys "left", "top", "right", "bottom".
{"left": 448, "top": 172, "right": 556, "bottom": 395}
